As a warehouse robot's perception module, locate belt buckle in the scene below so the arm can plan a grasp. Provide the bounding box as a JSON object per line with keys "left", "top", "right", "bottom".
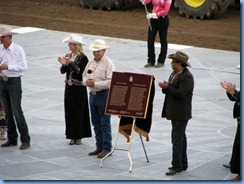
{"left": 2, "top": 76, "right": 8, "bottom": 81}
{"left": 91, "top": 91, "right": 96, "bottom": 95}
{"left": 67, "top": 79, "right": 73, "bottom": 86}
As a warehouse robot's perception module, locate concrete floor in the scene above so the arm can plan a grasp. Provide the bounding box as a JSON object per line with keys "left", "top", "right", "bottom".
{"left": 0, "top": 25, "right": 241, "bottom": 182}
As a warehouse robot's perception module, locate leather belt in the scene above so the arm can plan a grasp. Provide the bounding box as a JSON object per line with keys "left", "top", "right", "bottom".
{"left": 90, "top": 89, "right": 108, "bottom": 95}
{"left": 0, "top": 76, "right": 20, "bottom": 82}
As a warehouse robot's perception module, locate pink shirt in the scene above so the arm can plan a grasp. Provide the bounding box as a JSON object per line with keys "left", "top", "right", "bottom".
{"left": 144, "top": 0, "right": 172, "bottom": 17}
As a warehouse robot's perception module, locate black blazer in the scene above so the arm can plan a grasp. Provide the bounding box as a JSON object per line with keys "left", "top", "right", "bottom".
{"left": 161, "top": 67, "right": 194, "bottom": 121}
{"left": 60, "top": 53, "right": 88, "bottom": 82}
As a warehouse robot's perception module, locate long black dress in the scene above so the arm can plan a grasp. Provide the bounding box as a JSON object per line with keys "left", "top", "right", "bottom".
{"left": 227, "top": 90, "right": 240, "bottom": 175}
{"left": 60, "top": 53, "right": 92, "bottom": 140}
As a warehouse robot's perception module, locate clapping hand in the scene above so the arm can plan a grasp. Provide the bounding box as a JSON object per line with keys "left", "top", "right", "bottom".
{"left": 220, "top": 81, "right": 236, "bottom": 94}
{"left": 158, "top": 80, "right": 169, "bottom": 89}
{"left": 220, "top": 81, "right": 228, "bottom": 89}
{"left": 227, "top": 83, "right": 236, "bottom": 93}
{"left": 0, "top": 64, "right": 8, "bottom": 71}
{"left": 58, "top": 57, "right": 71, "bottom": 65}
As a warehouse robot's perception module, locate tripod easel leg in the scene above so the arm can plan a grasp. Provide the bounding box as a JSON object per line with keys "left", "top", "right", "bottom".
{"left": 127, "top": 118, "right": 136, "bottom": 172}
{"left": 100, "top": 117, "right": 144, "bottom": 173}
{"left": 139, "top": 134, "right": 149, "bottom": 162}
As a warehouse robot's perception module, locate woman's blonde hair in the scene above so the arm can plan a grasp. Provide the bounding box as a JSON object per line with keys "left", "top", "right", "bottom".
{"left": 75, "top": 44, "right": 84, "bottom": 54}
{"left": 65, "top": 43, "right": 84, "bottom": 58}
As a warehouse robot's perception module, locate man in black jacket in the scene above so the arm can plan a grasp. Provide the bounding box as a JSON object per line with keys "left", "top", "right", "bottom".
{"left": 158, "top": 51, "right": 194, "bottom": 175}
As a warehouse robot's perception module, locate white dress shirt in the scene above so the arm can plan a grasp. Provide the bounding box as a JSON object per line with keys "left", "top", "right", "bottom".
{"left": 83, "top": 55, "right": 115, "bottom": 91}
{"left": 0, "top": 42, "right": 27, "bottom": 77}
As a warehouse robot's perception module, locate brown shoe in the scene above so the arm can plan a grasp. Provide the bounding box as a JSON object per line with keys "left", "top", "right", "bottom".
{"left": 230, "top": 175, "right": 240, "bottom": 180}
{"left": 88, "top": 149, "right": 102, "bottom": 156}
{"left": 97, "top": 150, "right": 112, "bottom": 158}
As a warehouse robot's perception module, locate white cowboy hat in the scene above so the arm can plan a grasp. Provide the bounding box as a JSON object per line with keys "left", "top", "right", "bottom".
{"left": 168, "top": 51, "right": 191, "bottom": 67}
{"left": 62, "top": 34, "right": 86, "bottom": 45}
{"left": 0, "top": 26, "right": 18, "bottom": 36}
{"left": 89, "top": 39, "right": 110, "bottom": 51}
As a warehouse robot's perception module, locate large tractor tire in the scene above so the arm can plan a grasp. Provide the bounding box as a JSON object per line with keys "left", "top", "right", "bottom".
{"left": 80, "top": 0, "right": 139, "bottom": 11}
{"left": 174, "top": 0, "right": 232, "bottom": 19}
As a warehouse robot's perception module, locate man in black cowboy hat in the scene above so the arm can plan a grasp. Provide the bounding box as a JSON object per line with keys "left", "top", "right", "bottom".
{"left": 158, "top": 51, "right": 194, "bottom": 175}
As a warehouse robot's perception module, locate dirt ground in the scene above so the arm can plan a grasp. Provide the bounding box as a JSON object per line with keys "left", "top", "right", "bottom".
{"left": 0, "top": 0, "right": 240, "bottom": 52}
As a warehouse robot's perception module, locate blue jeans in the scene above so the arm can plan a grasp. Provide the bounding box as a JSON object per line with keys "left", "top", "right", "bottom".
{"left": 89, "top": 90, "right": 112, "bottom": 152}
{"left": 0, "top": 77, "right": 30, "bottom": 143}
{"left": 171, "top": 120, "right": 188, "bottom": 171}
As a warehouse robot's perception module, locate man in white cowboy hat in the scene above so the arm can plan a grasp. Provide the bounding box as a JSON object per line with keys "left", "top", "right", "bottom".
{"left": 83, "top": 39, "right": 115, "bottom": 158}
{"left": 158, "top": 51, "right": 194, "bottom": 175}
{"left": 0, "top": 25, "right": 31, "bottom": 150}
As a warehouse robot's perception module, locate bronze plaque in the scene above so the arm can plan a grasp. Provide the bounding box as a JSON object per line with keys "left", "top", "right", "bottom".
{"left": 105, "top": 72, "right": 154, "bottom": 118}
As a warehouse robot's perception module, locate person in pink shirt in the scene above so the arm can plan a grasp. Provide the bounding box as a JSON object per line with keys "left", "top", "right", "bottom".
{"left": 140, "top": 0, "right": 172, "bottom": 68}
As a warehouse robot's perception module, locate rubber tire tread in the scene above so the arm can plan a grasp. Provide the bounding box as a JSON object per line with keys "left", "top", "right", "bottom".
{"left": 80, "top": 0, "right": 136, "bottom": 10}
{"left": 174, "top": 0, "right": 231, "bottom": 19}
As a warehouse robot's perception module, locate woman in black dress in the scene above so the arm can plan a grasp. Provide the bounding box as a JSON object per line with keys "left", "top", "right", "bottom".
{"left": 220, "top": 81, "right": 240, "bottom": 180}
{"left": 58, "top": 34, "right": 92, "bottom": 145}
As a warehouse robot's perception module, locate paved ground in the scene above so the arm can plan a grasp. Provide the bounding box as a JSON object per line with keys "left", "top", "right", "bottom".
{"left": 0, "top": 25, "right": 241, "bottom": 182}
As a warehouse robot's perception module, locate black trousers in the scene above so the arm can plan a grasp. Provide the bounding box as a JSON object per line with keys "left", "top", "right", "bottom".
{"left": 171, "top": 120, "right": 188, "bottom": 171}
{"left": 147, "top": 16, "right": 169, "bottom": 64}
